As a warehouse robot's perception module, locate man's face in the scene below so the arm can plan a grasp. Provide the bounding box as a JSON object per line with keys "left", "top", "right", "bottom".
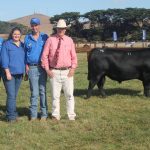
{"left": 57, "top": 28, "right": 66, "bottom": 37}
{"left": 31, "top": 24, "right": 40, "bottom": 34}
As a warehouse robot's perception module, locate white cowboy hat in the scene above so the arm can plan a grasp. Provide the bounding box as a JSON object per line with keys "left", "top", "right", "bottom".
{"left": 56, "top": 19, "right": 67, "bottom": 28}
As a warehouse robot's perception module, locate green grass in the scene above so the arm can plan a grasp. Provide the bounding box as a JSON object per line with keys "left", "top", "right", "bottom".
{"left": 0, "top": 53, "right": 150, "bottom": 150}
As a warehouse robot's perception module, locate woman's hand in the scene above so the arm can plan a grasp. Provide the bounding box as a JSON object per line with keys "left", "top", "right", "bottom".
{"left": 5, "top": 69, "right": 12, "bottom": 80}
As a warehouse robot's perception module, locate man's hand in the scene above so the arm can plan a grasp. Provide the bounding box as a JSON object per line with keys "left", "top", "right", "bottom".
{"left": 24, "top": 73, "right": 28, "bottom": 81}
{"left": 26, "top": 65, "right": 29, "bottom": 74}
{"left": 68, "top": 68, "right": 75, "bottom": 77}
{"left": 46, "top": 69, "right": 54, "bottom": 78}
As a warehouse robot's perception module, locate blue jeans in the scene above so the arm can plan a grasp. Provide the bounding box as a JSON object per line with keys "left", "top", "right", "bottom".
{"left": 3, "top": 74, "right": 23, "bottom": 121}
{"left": 28, "top": 66, "right": 48, "bottom": 118}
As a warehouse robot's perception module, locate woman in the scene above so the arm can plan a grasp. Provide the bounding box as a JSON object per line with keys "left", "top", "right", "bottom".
{"left": 1, "top": 27, "right": 25, "bottom": 122}
{"left": 0, "top": 37, "right": 4, "bottom": 80}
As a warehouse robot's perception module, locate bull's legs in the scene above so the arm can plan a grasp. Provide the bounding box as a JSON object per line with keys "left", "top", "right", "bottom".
{"left": 86, "top": 79, "right": 99, "bottom": 99}
{"left": 97, "top": 76, "right": 106, "bottom": 97}
{"left": 142, "top": 81, "right": 150, "bottom": 97}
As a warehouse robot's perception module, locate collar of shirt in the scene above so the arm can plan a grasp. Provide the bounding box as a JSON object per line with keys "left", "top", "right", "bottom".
{"left": 55, "top": 34, "right": 65, "bottom": 41}
{"left": 29, "top": 32, "right": 42, "bottom": 42}
{"left": 9, "top": 39, "right": 23, "bottom": 47}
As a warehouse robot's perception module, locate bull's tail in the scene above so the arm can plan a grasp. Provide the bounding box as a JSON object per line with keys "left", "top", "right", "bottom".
{"left": 87, "top": 51, "right": 95, "bottom": 80}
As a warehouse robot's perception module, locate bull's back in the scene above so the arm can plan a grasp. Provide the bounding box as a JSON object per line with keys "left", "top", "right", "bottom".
{"left": 88, "top": 48, "right": 150, "bottom": 81}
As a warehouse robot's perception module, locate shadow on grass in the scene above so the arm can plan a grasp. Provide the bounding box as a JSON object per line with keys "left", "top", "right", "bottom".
{"left": 0, "top": 105, "right": 29, "bottom": 121}
{"left": 106, "top": 88, "right": 141, "bottom": 96}
{"left": 74, "top": 88, "right": 141, "bottom": 98}
{"left": 0, "top": 106, "right": 52, "bottom": 121}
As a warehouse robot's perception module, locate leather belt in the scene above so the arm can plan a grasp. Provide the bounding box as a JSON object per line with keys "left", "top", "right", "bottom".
{"left": 50, "top": 67, "right": 71, "bottom": 70}
{"left": 28, "top": 63, "right": 40, "bottom": 66}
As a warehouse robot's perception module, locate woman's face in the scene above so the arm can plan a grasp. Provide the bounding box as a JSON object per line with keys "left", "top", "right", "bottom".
{"left": 12, "top": 30, "right": 21, "bottom": 42}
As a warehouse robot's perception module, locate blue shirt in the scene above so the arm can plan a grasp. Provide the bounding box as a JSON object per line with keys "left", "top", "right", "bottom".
{"left": 0, "top": 37, "right": 4, "bottom": 65}
{"left": 1, "top": 39, "right": 25, "bottom": 75}
{"left": 24, "top": 32, "right": 48, "bottom": 64}
{"left": 0, "top": 38, "right": 3, "bottom": 51}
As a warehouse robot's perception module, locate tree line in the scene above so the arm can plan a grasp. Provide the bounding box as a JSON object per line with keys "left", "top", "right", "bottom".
{"left": 50, "top": 8, "right": 150, "bottom": 42}
{"left": 0, "top": 21, "right": 29, "bottom": 35}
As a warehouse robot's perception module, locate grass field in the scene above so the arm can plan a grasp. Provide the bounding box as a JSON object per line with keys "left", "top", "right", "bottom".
{"left": 0, "top": 53, "right": 150, "bottom": 150}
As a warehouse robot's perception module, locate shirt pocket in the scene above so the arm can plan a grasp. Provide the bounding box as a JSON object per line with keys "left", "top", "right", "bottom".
{"left": 40, "top": 40, "right": 44, "bottom": 47}
{"left": 64, "top": 43, "right": 71, "bottom": 51}
{"left": 8, "top": 48, "right": 16, "bottom": 57}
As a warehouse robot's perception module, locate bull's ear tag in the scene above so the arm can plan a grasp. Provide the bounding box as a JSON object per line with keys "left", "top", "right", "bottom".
{"left": 99, "top": 49, "right": 104, "bottom": 53}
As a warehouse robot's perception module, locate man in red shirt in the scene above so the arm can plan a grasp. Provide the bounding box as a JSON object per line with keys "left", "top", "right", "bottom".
{"left": 41, "top": 19, "right": 77, "bottom": 121}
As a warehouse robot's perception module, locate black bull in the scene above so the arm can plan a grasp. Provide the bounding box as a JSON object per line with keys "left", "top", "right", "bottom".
{"left": 87, "top": 48, "right": 150, "bottom": 98}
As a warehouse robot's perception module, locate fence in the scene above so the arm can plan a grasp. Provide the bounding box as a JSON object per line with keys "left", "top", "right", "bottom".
{"left": 75, "top": 41, "right": 150, "bottom": 53}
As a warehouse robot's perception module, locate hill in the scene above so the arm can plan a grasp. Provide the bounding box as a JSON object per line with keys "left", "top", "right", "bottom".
{"left": 9, "top": 13, "right": 52, "bottom": 35}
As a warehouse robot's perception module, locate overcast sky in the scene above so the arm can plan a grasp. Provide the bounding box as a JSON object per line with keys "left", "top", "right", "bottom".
{"left": 0, "top": 0, "right": 150, "bottom": 21}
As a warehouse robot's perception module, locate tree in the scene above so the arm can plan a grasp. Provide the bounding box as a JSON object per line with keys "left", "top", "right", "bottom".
{"left": 50, "top": 12, "right": 83, "bottom": 37}
{"left": 0, "top": 21, "right": 30, "bottom": 34}
{"left": 50, "top": 8, "right": 150, "bottom": 41}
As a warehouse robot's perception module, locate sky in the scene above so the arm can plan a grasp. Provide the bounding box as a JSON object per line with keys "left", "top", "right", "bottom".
{"left": 0, "top": 0, "right": 150, "bottom": 21}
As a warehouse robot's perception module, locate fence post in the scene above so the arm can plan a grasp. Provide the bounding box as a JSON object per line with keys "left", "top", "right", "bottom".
{"left": 114, "top": 41, "right": 118, "bottom": 48}
{"left": 102, "top": 42, "right": 105, "bottom": 48}
{"left": 94, "top": 42, "right": 96, "bottom": 48}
